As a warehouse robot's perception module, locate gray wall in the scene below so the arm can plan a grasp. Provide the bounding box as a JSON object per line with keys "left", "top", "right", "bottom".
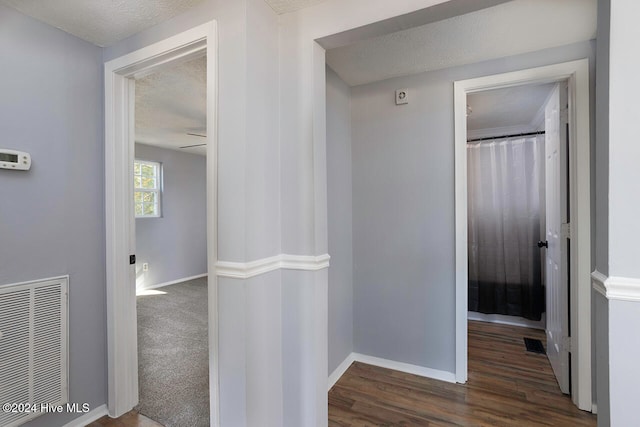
{"left": 598, "top": 0, "right": 640, "bottom": 425}
{"left": 350, "top": 40, "right": 595, "bottom": 374}
{"left": 595, "top": 0, "right": 610, "bottom": 277}
{"left": 326, "top": 66, "right": 354, "bottom": 374}
{"left": 0, "top": 5, "right": 106, "bottom": 426}
{"left": 595, "top": 292, "right": 610, "bottom": 426}
{"left": 608, "top": 299, "right": 640, "bottom": 426}
{"left": 135, "top": 144, "right": 207, "bottom": 288}
{"left": 594, "top": 0, "right": 610, "bottom": 422}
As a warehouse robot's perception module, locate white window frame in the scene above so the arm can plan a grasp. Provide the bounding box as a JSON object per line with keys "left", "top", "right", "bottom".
{"left": 134, "top": 159, "right": 162, "bottom": 218}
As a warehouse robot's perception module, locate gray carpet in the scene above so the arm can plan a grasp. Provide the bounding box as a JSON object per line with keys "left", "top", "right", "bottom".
{"left": 135, "top": 277, "right": 209, "bottom": 426}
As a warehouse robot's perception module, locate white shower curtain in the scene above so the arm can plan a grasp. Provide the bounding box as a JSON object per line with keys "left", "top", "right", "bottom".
{"left": 467, "top": 135, "right": 545, "bottom": 320}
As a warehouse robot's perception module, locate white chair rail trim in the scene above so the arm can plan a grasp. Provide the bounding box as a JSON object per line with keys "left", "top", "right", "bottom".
{"left": 216, "top": 254, "right": 330, "bottom": 279}
{"left": 592, "top": 270, "right": 640, "bottom": 301}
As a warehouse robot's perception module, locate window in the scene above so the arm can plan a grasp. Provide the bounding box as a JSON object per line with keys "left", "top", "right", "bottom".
{"left": 134, "top": 160, "right": 162, "bottom": 218}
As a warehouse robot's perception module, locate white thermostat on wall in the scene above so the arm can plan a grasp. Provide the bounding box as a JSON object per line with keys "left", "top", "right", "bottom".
{"left": 0, "top": 149, "right": 31, "bottom": 171}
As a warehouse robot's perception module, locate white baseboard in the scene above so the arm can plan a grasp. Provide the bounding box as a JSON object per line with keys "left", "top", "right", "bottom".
{"left": 62, "top": 404, "right": 108, "bottom": 427}
{"left": 328, "top": 352, "right": 456, "bottom": 390}
{"left": 591, "top": 403, "right": 598, "bottom": 414}
{"left": 468, "top": 311, "right": 546, "bottom": 330}
{"left": 328, "top": 353, "right": 356, "bottom": 391}
{"left": 353, "top": 353, "right": 456, "bottom": 383}
{"left": 137, "top": 273, "right": 208, "bottom": 292}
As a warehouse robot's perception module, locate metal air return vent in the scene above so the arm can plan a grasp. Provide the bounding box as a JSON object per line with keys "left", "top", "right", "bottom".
{"left": 0, "top": 276, "right": 68, "bottom": 427}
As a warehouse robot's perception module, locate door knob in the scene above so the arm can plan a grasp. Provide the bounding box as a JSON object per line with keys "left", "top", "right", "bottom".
{"left": 537, "top": 241, "right": 548, "bottom": 248}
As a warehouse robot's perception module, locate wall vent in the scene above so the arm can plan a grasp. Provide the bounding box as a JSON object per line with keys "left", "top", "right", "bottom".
{"left": 0, "top": 276, "right": 68, "bottom": 427}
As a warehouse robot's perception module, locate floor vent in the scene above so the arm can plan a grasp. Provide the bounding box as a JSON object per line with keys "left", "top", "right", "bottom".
{"left": 0, "top": 277, "right": 69, "bottom": 427}
{"left": 524, "top": 337, "right": 546, "bottom": 355}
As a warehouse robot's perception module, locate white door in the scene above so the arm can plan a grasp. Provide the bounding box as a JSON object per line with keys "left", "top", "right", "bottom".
{"left": 544, "top": 83, "right": 570, "bottom": 394}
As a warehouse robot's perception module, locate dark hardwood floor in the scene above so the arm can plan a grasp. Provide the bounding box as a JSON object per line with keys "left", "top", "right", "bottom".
{"left": 328, "top": 321, "right": 597, "bottom": 426}
{"left": 93, "top": 321, "right": 597, "bottom": 426}
{"left": 89, "top": 411, "right": 163, "bottom": 427}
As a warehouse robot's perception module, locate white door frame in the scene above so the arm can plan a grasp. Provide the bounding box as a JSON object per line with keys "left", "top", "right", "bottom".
{"left": 453, "top": 59, "right": 592, "bottom": 411}
{"left": 104, "top": 22, "right": 219, "bottom": 425}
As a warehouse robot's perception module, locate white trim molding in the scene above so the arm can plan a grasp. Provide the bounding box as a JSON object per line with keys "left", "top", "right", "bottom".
{"left": 136, "top": 273, "right": 208, "bottom": 292}
{"left": 216, "top": 254, "right": 330, "bottom": 279}
{"left": 328, "top": 353, "right": 356, "bottom": 391}
{"left": 592, "top": 270, "right": 640, "bottom": 301}
{"left": 354, "top": 353, "right": 456, "bottom": 383}
{"left": 327, "top": 352, "right": 456, "bottom": 392}
{"left": 62, "top": 404, "right": 108, "bottom": 427}
{"left": 328, "top": 352, "right": 456, "bottom": 389}
{"left": 591, "top": 270, "right": 608, "bottom": 298}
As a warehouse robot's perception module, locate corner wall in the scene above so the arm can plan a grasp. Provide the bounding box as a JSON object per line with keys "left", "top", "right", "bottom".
{"left": 326, "top": 66, "right": 354, "bottom": 375}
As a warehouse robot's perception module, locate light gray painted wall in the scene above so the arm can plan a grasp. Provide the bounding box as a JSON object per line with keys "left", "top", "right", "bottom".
{"left": 599, "top": 0, "right": 640, "bottom": 425}
{"left": 595, "top": 292, "right": 610, "bottom": 426}
{"left": 607, "top": 0, "right": 640, "bottom": 278}
{"left": 595, "top": 0, "right": 610, "bottom": 276}
{"left": 351, "top": 41, "right": 595, "bottom": 373}
{"left": 134, "top": 144, "right": 207, "bottom": 287}
{"left": 0, "top": 5, "right": 106, "bottom": 426}
{"left": 245, "top": 0, "right": 282, "bottom": 261}
{"left": 607, "top": 299, "right": 640, "bottom": 427}
{"left": 594, "top": 0, "right": 611, "bottom": 419}
{"left": 281, "top": 268, "right": 328, "bottom": 427}
{"left": 326, "top": 66, "right": 354, "bottom": 374}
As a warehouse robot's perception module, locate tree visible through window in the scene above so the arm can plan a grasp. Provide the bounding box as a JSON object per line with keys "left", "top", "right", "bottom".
{"left": 134, "top": 160, "right": 162, "bottom": 218}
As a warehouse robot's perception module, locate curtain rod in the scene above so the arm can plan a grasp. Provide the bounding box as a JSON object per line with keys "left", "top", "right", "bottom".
{"left": 467, "top": 130, "right": 545, "bottom": 143}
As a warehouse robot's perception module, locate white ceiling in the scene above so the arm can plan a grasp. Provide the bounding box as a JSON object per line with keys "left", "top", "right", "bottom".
{"left": 4, "top": 0, "right": 593, "bottom": 156}
{"left": 264, "top": 0, "right": 330, "bottom": 14}
{"left": 326, "top": 0, "right": 597, "bottom": 86}
{"left": 0, "top": 0, "right": 208, "bottom": 47}
{"left": 136, "top": 56, "right": 207, "bottom": 156}
{"left": 467, "top": 83, "right": 555, "bottom": 137}
{"left": 0, "top": 0, "right": 329, "bottom": 47}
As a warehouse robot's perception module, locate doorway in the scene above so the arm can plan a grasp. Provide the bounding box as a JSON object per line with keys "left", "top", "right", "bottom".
{"left": 132, "top": 54, "right": 209, "bottom": 425}
{"left": 104, "top": 22, "right": 220, "bottom": 426}
{"left": 465, "top": 80, "right": 570, "bottom": 395}
{"left": 453, "top": 59, "right": 592, "bottom": 410}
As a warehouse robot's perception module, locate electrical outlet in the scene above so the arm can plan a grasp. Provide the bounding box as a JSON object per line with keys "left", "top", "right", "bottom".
{"left": 142, "top": 263, "right": 149, "bottom": 272}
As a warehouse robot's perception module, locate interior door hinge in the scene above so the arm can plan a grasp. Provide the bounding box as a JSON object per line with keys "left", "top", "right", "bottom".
{"left": 560, "top": 107, "right": 569, "bottom": 125}
{"left": 561, "top": 223, "right": 571, "bottom": 239}
{"left": 563, "top": 336, "right": 572, "bottom": 353}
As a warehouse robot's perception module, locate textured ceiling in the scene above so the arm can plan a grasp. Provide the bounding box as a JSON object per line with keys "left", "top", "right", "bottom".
{"left": 467, "top": 83, "right": 555, "bottom": 137}
{"left": 326, "top": 0, "right": 597, "bottom": 86}
{"left": 0, "top": 0, "right": 207, "bottom": 46}
{"left": 136, "top": 56, "right": 207, "bottom": 156}
{"left": 264, "top": 0, "right": 330, "bottom": 14}
{"left": 1, "top": 0, "right": 330, "bottom": 47}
